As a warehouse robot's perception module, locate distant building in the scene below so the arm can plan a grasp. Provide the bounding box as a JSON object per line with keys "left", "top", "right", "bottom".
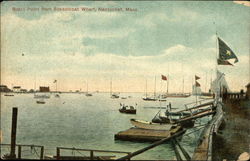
{"left": 246, "top": 83, "right": 250, "bottom": 100}
{"left": 20, "top": 89, "right": 27, "bottom": 93}
{"left": 13, "top": 86, "right": 21, "bottom": 92}
{"left": 39, "top": 86, "right": 50, "bottom": 92}
{"left": 0, "top": 85, "right": 11, "bottom": 92}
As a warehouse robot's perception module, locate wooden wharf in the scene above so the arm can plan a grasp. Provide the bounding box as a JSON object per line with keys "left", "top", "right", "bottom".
{"left": 192, "top": 100, "right": 224, "bottom": 160}
{"left": 115, "top": 126, "right": 185, "bottom": 142}
{"left": 116, "top": 129, "right": 187, "bottom": 160}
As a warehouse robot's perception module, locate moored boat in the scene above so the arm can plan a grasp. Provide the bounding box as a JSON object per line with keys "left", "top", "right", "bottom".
{"left": 142, "top": 97, "right": 158, "bottom": 101}
{"left": 4, "top": 94, "right": 14, "bottom": 96}
{"left": 85, "top": 93, "right": 93, "bottom": 97}
{"left": 130, "top": 119, "right": 173, "bottom": 130}
{"left": 36, "top": 100, "right": 45, "bottom": 104}
{"left": 119, "top": 103, "right": 136, "bottom": 114}
{"left": 111, "top": 94, "right": 119, "bottom": 99}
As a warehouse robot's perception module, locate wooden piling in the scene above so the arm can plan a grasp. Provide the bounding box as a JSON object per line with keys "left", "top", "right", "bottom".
{"left": 18, "top": 145, "right": 21, "bottom": 159}
{"left": 10, "top": 107, "right": 18, "bottom": 159}
{"left": 56, "top": 147, "right": 60, "bottom": 160}
{"left": 40, "top": 146, "right": 44, "bottom": 160}
{"left": 90, "top": 150, "right": 94, "bottom": 160}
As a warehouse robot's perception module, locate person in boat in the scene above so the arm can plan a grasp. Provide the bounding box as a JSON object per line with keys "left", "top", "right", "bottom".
{"left": 120, "top": 103, "right": 126, "bottom": 110}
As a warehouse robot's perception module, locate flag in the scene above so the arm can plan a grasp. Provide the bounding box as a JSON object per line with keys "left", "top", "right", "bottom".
{"left": 217, "top": 59, "right": 233, "bottom": 66}
{"left": 218, "top": 37, "right": 238, "bottom": 64}
{"left": 161, "top": 75, "right": 167, "bottom": 81}
{"left": 53, "top": 80, "right": 57, "bottom": 83}
{"left": 195, "top": 75, "right": 200, "bottom": 80}
{"left": 195, "top": 81, "right": 201, "bottom": 87}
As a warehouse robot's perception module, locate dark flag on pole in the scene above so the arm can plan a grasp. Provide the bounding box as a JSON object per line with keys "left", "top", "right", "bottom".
{"left": 53, "top": 80, "right": 57, "bottom": 83}
{"left": 195, "top": 75, "right": 200, "bottom": 80}
{"left": 218, "top": 37, "right": 238, "bottom": 65}
{"left": 195, "top": 81, "right": 201, "bottom": 87}
{"left": 161, "top": 75, "right": 167, "bottom": 81}
{"left": 217, "top": 59, "right": 233, "bottom": 66}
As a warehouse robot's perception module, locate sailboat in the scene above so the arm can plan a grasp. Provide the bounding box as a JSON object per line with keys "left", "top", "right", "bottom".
{"left": 85, "top": 81, "right": 92, "bottom": 97}
{"left": 200, "top": 70, "right": 213, "bottom": 99}
{"left": 164, "top": 75, "right": 191, "bottom": 98}
{"left": 110, "top": 79, "right": 119, "bottom": 99}
{"left": 142, "top": 77, "right": 158, "bottom": 101}
{"left": 54, "top": 80, "right": 60, "bottom": 98}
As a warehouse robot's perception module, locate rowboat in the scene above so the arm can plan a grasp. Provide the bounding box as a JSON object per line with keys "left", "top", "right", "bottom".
{"left": 130, "top": 119, "right": 173, "bottom": 130}
{"left": 36, "top": 100, "right": 45, "bottom": 104}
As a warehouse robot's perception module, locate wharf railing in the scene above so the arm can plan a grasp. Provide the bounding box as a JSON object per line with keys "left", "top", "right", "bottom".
{"left": 0, "top": 143, "right": 44, "bottom": 160}
{"left": 56, "top": 147, "right": 131, "bottom": 160}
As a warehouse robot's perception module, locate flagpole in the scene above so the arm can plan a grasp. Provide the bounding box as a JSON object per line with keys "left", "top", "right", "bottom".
{"left": 214, "top": 22, "right": 219, "bottom": 100}
{"left": 154, "top": 76, "right": 156, "bottom": 99}
{"left": 167, "top": 74, "right": 169, "bottom": 94}
{"left": 205, "top": 72, "right": 207, "bottom": 93}
{"left": 195, "top": 76, "right": 197, "bottom": 104}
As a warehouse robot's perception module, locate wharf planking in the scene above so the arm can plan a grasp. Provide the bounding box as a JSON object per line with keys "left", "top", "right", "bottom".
{"left": 114, "top": 126, "right": 185, "bottom": 142}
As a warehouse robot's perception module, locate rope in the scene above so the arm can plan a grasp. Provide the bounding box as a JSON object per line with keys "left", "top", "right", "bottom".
{"left": 183, "top": 126, "right": 206, "bottom": 136}
{"left": 75, "top": 149, "right": 88, "bottom": 157}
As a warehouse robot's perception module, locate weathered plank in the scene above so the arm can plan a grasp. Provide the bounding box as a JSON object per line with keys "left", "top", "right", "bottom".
{"left": 115, "top": 126, "right": 183, "bottom": 142}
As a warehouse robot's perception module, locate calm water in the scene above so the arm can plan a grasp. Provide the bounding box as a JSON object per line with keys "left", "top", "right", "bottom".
{"left": 1, "top": 93, "right": 212, "bottom": 160}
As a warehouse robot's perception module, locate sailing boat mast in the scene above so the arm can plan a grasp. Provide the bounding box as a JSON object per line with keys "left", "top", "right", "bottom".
{"left": 167, "top": 74, "right": 169, "bottom": 94}
{"left": 110, "top": 78, "right": 112, "bottom": 96}
{"left": 154, "top": 76, "right": 156, "bottom": 98}
{"left": 182, "top": 77, "right": 184, "bottom": 94}
{"left": 145, "top": 79, "right": 147, "bottom": 98}
{"left": 86, "top": 81, "right": 88, "bottom": 93}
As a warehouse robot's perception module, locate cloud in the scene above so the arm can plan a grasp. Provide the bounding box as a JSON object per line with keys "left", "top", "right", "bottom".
{"left": 234, "top": 1, "right": 250, "bottom": 7}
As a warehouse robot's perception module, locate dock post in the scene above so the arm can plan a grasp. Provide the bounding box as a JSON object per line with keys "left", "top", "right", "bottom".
{"left": 10, "top": 107, "right": 18, "bottom": 159}
{"left": 90, "top": 150, "right": 94, "bottom": 160}
{"left": 18, "top": 145, "right": 21, "bottom": 159}
{"left": 56, "top": 147, "right": 60, "bottom": 160}
{"left": 40, "top": 146, "right": 44, "bottom": 160}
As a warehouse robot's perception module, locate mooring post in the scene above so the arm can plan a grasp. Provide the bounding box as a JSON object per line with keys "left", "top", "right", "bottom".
{"left": 56, "top": 147, "right": 60, "bottom": 160}
{"left": 10, "top": 107, "right": 18, "bottom": 159}
{"left": 18, "top": 145, "right": 21, "bottom": 159}
{"left": 40, "top": 146, "right": 44, "bottom": 160}
{"left": 90, "top": 150, "right": 94, "bottom": 160}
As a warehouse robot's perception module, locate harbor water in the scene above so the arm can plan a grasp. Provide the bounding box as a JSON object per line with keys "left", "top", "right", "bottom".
{"left": 1, "top": 93, "right": 211, "bottom": 160}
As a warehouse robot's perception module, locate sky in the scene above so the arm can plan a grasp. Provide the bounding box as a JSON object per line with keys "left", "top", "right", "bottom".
{"left": 1, "top": 1, "right": 249, "bottom": 93}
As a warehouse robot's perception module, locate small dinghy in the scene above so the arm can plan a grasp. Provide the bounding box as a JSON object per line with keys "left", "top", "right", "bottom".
{"left": 130, "top": 119, "right": 173, "bottom": 130}
{"left": 36, "top": 100, "right": 45, "bottom": 104}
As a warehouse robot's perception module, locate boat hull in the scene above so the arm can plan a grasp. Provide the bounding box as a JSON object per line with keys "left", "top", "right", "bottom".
{"left": 130, "top": 119, "right": 172, "bottom": 130}
{"left": 36, "top": 101, "right": 45, "bottom": 104}
{"left": 142, "top": 97, "right": 158, "bottom": 101}
{"left": 119, "top": 109, "right": 136, "bottom": 114}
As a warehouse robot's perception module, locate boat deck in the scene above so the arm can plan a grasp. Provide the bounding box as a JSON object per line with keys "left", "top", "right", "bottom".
{"left": 114, "top": 126, "right": 185, "bottom": 142}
